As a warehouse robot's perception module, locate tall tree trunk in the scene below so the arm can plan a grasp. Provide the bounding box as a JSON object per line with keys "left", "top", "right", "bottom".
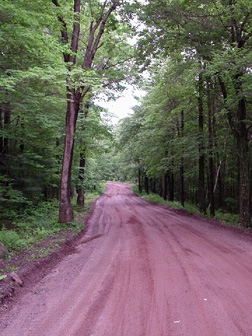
{"left": 180, "top": 110, "right": 185, "bottom": 206}
{"left": 77, "top": 104, "right": 89, "bottom": 207}
{"left": 170, "top": 172, "right": 174, "bottom": 202}
{"left": 159, "top": 177, "right": 163, "bottom": 197}
{"left": 3, "top": 103, "right": 10, "bottom": 155}
{"left": 0, "top": 103, "right": 10, "bottom": 178}
{"left": 217, "top": 167, "right": 223, "bottom": 208}
{"left": 0, "top": 107, "right": 3, "bottom": 155}
{"left": 219, "top": 73, "right": 251, "bottom": 226}
{"left": 76, "top": 152, "right": 85, "bottom": 207}
{"left": 144, "top": 173, "right": 149, "bottom": 194}
{"left": 226, "top": 8, "right": 250, "bottom": 225}
{"left": 207, "top": 80, "right": 215, "bottom": 217}
{"left": 180, "top": 163, "right": 184, "bottom": 206}
{"left": 237, "top": 97, "right": 250, "bottom": 227}
{"left": 150, "top": 178, "right": 156, "bottom": 194}
{"left": 0, "top": 102, "right": 11, "bottom": 176}
{"left": 167, "top": 172, "right": 174, "bottom": 202}
{"left": 198, "top": 72, "right": 206, "bottom": 213}
{"left": 138, "top": 168, "right": 142, "bottom": 193}
{"left": 162, "top": 173, "right": 168, "bottom": 200}
{"left": 59, "top": 91, "right": 79, "bottom": 223}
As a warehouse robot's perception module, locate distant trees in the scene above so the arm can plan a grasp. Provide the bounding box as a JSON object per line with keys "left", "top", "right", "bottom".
{"left": 117, "top": 0, "right": 252, "bottom": 227}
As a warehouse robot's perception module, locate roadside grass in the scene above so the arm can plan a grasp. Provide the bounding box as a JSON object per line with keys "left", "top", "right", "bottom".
{"left": 0, "top": 185, "right": 106, "bottom": 278}
{"left": 214, "top": 211, "right": 240, "bottom": 227}
{"left": 132, "top": 186, "right": 242, "bottom": 228}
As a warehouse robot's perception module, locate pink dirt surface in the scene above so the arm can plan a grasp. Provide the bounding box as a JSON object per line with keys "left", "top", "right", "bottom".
{"left": 1, "top": 182, "right": 252, "bottom": 336}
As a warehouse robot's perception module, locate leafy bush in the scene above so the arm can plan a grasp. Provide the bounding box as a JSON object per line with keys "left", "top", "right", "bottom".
{"left": 0, "top": 184, "right": 105, "bottom": 253}
{"left": 0, "top": 229, "right": 28, "bottom": 250}
{"left": 215, "top": 211, "right": 240, "bottom": 227}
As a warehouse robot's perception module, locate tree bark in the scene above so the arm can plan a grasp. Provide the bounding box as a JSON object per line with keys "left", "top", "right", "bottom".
{"left": 138, "top": 168, "right": 142, "bottom": 193}
{"left": 237, "top": 97, "right": 250, "bottom": 227}
{"left": 179, "top": 110, "right": 185, "bottom": 206}
{"left": 0, "top": 107, "right": 3, "bottom": 155}
{"left": 76, "top": 153, "right": 85, "bottom": 207}
{"left": 162, "top": 173, "right": 168, "bottom": 200}
{"left": 225, "top": 7, "right": 251, "bottom": 226}
{"left": 170, "top": 172, "right": 174, "bottom": 202}
{"left": 198, "top": 72, "right": 206, "bottom": 213}
{"left": 2, "top": 103, "right": 10, "bottom": 155}
{"left": 217, "top": 166, "right": 223, "bottom": 208}
{"left": 207, "top": 80, "right": 215, "bottom": 217}
{"left": 76, "top": 104, "right": 89, "bottom": 207}
{"left": 144, "top": 174, "right": 149, "bottom": 194}
{"left": 219, "top": 74, "right": 251, "bottom": 226}
{"left": 59, "top": 90, "right": 80, "bottom": 223}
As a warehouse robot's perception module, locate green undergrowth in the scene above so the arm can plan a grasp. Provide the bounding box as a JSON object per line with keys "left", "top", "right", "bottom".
{"left": 0, "top": 184, "right": 106, "bottom": 254}
{"left": 132, "top": 186, "right": 242, "bottom": 228}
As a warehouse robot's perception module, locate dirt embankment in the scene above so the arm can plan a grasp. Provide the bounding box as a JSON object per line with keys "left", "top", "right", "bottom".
{"left": 1, "top": 183, "right": 252, "bottom": 336}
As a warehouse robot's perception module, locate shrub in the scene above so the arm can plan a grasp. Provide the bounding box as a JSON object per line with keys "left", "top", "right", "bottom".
{"left": 0, "top": 229, "right": 28, "bottom": 250}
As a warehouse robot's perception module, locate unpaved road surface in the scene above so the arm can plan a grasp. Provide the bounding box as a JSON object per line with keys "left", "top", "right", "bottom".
{"left": 1, "top": 183, "right": 252, "bottom": 336}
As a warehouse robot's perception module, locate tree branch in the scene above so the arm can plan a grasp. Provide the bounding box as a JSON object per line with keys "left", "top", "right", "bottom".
{"left": 70, "top": 0, "right": 81, "bottom": 65}
{"left": 82, "top": 0, "right": 120, "bottom": 69}
{"left": 52, "top": 0, "right": 70, "bottom": 63}
{"left": 91, "top": 1, "right": 120, "bottom": 59}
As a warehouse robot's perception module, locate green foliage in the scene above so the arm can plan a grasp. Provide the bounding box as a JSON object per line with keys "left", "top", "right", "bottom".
{"left": 114, "top": 0, "right": 252, "bottom": 228}
{"left": 0, "top": 187, "right": 103, "bottom": 252}
{"left": 215, "top": 211, "right": 240, "bottom": 228}
{"left": 0, "top": 200, "right": 63, "bottom": 251}
{"left": 132, "top": 186, "right": 241, "bottom": 228}
{"left": 0, "top": 0, "right": 66, "bottom": 224}
{"left": 1, "top": 0, "right": 251, "bottom": 228}
{"left": 0, "top": 229, "right": 28, "bottom": 250}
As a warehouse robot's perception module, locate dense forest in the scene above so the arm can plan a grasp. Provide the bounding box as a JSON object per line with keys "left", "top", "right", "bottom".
{"left": 0, "top": 0, "right": 252, "bottom": 239}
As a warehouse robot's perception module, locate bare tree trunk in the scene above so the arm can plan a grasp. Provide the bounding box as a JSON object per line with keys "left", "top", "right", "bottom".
{"left": 162, "top": 173, "right": 168, "bottom": 200}
{"left": 144, "top": 173, "right": 149, "bottom": 194}
{"left": 76, "top": 153, "right": 85, "bottom": 206}
{"left": 59, "top": 91, "right": 80, "bottom": 223}
{"left": 167, "top": 172, "right": 174, "bottom": 202}
{"left": 0, "top": 102, "right": 11, "bottom": 176}
{"left": 138, "top": 168, "right": 142, "bottom": 193}
{"left": 77, "top": 104, "right": 89, "bottom": 207}
{"left": 207, "top": 80, "right": 215, "bottom": 217}
{"left": 180, "top": 110, "right": 185, "bottom": 206}
{"left": 219, "top": 74, "right": 251, "bottom": 227}
{"left": 3, "top": 103, "right": 10, "bottom": 155}
{"left": 237, "top": 97, "right": 250, "bottom": 227}
{"left": 0, "top": 107, "right": 3, "bottom": 154}
{"left": 198, "top": 72, "right": 206, "bottom": 213}
{"left": 220, "top": 7, "right": 251, "bottom": 226}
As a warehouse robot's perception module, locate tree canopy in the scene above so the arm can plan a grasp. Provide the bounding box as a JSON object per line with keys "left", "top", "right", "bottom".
{"left": 0, "top": 0, "right": 252, "bottom": 228}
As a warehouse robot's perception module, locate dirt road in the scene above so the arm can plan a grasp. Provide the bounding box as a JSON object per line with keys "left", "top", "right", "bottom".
{"left": 1, "top": 183, "right": 252, "bottom": 336}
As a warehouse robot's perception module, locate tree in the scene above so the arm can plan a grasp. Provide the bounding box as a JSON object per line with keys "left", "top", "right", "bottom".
{"left": 75, "top": 100, "right": 114, "bottom": 206}
{"left": 135, "top": 0, "right": 252, "bottom": 226}
{"left": 52, "top": 0, "right": 125, "bottom": 223}
{"left": 213, "top": 1, "right": 252, "bottom": 227}
{"left": 0, "top": 0, "right": 66, "bottom": 224}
